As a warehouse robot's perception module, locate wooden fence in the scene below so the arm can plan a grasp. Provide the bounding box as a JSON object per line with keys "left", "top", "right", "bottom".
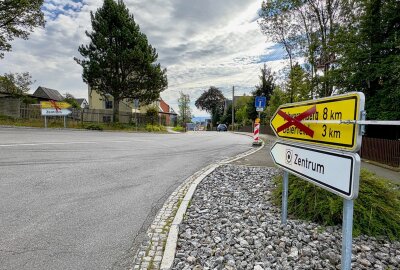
{"left": 19, "top": 106, "right": 177, "bottom": 126}
{"left": 360, "top": 137, "right": 400, "bottom": 168}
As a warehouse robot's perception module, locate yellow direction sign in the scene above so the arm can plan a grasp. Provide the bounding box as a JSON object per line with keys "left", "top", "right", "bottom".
{"left": 40, "top": 101, "right": 71, "bottom": 109}
{"left": 270, "top": 92, "right": 365, "bottom": 151}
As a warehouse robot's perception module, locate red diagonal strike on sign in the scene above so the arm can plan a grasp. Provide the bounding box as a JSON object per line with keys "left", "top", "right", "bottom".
{"left": 276, "top": 105, "right": 316, "bottom": 137}
{"left": 50, "top": 100, "right": 61, "bottom": 112}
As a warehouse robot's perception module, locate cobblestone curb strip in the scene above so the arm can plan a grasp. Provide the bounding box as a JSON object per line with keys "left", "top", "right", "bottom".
{"left": 130, "top": 138, "right": 265, "bottom": 270}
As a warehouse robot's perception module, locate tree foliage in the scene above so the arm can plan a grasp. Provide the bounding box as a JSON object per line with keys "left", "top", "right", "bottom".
{"left": 333, "top": 0, "right": 400, "bottom": 120}
{"left": 286, "top": 63, "right": 310, "bottom": 102}
{"left": 0, "top": 72, "right": 33, "bottom": 96}
{"left": 259, "top": 0, "right": 343, "bottom": 97}
{"left": 75, "top": 0, "right": 167, "bottom": 122}
{"left": 146, "top": 106, "right": 159, "bottom": 125}
{"left": 63, "top": 93, "right": 80, "bottom": 109}
{"left": 178, "top": 92, "right": 192, "bottom": 126}
{"left": 195, "top": 86, "right": 225, "bottom": 126}
{"left": 267, "top": 86, "right": 287, "bottom": 119}
{"left": 253, "top": 63, "right": 275, "bottom": 100}
{"left": 259, "top": 0, "right": 400, "bottom": 121}
{"left": 0, "top": 0, "right": 45, "bottom": 58}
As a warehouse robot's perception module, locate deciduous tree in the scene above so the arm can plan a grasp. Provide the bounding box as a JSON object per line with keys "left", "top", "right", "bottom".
{"left": 333, "top": 0, "right": 400, "bottom": 120}
{"left": 0, "top": 72, "right": 33, "bottom": 96}
{"left": 178, "top": 92, "right": 192, "bottom": 126}
{"left": 64, "top": 93, "right": 80, "bottom": 109}
{"left": 195, "top": 86, "right": 225, "bottom": 126}
{"left": 0, "top": 0, "right": 45, "bottom": 58}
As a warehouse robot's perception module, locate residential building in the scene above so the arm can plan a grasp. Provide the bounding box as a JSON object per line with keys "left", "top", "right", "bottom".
{"left": 32, "top": 86, "right": 64, "bottom": 101}
{"left": 74, "top": 98, "right": 89, "bottom": 109}
{"left": 88, "top": 86, "right": 177, "bottom": 125}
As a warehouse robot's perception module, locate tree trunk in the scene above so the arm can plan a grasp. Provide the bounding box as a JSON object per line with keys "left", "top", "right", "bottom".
{"left": 113, "top": 99, "right": 120, "bottom": 123}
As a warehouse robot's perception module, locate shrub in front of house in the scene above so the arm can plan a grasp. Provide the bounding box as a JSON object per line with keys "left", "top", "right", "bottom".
{"left": 145, "top": 124, "right": 166, "bottom": 132}
{"left": 172, "top": 126, "right": 185, "bottom": 132}
{"left": 272, "top": 169, "right": 400, "bottom": 240}
{"left": 85, "top": 124, "right": 104, "bottom": 131}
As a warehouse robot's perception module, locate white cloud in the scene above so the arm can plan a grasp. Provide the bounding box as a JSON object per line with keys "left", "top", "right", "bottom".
{"left": 0, "top": 0, "right": 288, "bottom": 117}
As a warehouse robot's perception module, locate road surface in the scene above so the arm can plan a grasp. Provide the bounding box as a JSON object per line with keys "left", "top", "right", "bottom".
{"left": 0, "top": 128, "right": 252, "bottom": 270}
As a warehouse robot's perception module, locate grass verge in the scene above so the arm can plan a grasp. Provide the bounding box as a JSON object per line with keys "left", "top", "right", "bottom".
{"left": 172, "top": 126, "right": 185, "bottom": 132}
{"left": 272, "top": 169, "right": 400, "bottom": 240}
{"left": 0, "top": 115, "right": 167, "bottom": 132}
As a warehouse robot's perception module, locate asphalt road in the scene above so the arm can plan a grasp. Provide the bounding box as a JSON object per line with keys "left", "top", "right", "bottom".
{"left": 0, "top": 128, "right": 252, "bottom": 270}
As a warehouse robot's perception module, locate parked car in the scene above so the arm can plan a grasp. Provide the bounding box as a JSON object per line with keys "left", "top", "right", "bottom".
{"left": 217, "top": 124, "right": 228, "bottom": 132}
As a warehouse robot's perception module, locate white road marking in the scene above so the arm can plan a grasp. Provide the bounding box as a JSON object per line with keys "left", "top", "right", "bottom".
{"left": 0, "top": 139, "right": 152, "bottom": 147}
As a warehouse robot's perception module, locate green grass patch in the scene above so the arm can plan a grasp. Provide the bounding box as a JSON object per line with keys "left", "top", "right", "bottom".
{"left": 145, "top": 124, "right": 166, "bottom": 132}
{"left": 0, "top": 115, "right": 167, "bottom": 133}
{"left": 272, "top": 169, "right": 400, "bottom": 240}
{"left": 172, "top": 126, "right": 185, "bottom": 132}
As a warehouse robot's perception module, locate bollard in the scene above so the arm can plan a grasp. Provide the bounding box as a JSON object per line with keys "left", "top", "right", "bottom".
{"left": 252, "top": 123, "right": 261, "bottom": 146}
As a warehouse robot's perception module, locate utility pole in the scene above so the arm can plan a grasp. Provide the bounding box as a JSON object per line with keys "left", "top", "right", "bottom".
{"left": 231, "top": 86, "right": 234, "bottom": 131}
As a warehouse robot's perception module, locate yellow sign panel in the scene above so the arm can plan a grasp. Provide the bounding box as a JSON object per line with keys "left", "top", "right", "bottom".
{"left": 270, "top": 92, "right": 365, "bottom": 151}
{"left": 255, "top": 118, "right": 260, "bottom": 124}
{"left": 40, "top": 101, "right": 71, "bottom": 109}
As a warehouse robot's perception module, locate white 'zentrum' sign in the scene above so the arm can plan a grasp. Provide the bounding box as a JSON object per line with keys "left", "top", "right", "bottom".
{"left": 270, "top": 141, "right": 361, "bottom": 200}
{"left": 41, "top": 109, "right": 72, "bottom": 116}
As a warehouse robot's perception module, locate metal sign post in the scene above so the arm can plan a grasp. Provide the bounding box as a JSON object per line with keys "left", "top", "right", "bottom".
{"left": 342, "top": 199, "right": 354, "bottom": 270}
{"left": 282, "top": 171, "right": 289, "bottom": 224}
{"left": 134, "top": 99, "right": 139, "bottom": 132}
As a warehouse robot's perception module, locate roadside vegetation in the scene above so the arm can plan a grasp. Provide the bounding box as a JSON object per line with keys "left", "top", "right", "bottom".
{"left": 272, "top": 169, "right": 400, "bottom": 240}
{"left": 0, "top": 115, "right": 168, "bottom": 132}
{"left": 172, "top": 126, "right": 185, "bottom": 132}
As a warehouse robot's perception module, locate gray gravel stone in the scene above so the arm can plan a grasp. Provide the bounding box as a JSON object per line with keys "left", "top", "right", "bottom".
{"left": 171, "top": 165, "right": 399, "bottom": 270}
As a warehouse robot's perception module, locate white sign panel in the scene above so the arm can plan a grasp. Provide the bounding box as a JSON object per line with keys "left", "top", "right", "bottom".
{"left": 270, "top": 141, "right": 360, "bottom": 200}
{"left": 41, "top": 109, "right": 72, "bottom": 116}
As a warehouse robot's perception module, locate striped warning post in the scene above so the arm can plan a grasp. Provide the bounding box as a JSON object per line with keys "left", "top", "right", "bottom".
{"left": 253, "top": 123, "right": 261, "bottom": 146}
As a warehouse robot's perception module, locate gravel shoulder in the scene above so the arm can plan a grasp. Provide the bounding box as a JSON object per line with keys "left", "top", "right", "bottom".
{"left": 171, "top": 165, "right": 400, "bottom": 270}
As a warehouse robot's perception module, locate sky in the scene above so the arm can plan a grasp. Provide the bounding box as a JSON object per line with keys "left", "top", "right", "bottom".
{"left": 0, "top": 0, "right": 288, "bottom": 117}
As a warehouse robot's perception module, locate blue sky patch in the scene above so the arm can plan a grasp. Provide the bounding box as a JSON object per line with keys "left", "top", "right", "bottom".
{"left": 42, "top": 0, "right": 84, "bottom": 20}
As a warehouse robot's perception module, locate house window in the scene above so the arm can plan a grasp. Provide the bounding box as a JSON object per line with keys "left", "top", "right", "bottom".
{"left": 105, "top": 100, "right": 113, "bottom": 109}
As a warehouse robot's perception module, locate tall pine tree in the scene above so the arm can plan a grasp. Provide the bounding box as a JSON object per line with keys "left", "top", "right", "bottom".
{"left": 75, "top": 0, "right": 167, "bottom": 122}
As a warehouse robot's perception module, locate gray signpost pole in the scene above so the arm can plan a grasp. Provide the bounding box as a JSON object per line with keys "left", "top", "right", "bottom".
{"left": 45, "top": 116, "right": 47, "bottom": 129}
{"left": 281, "top": 171, "right": 289, "bottom": 224}
{"left": 341, "top": 199, "right": 354, "bottom": 270}
{"left": 64, "top": 116, "right": 66, "bottom": 128}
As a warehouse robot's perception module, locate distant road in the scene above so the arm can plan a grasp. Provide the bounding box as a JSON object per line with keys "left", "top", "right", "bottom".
{"left": 0, "top": 128, "right": 252, "bottom": 270}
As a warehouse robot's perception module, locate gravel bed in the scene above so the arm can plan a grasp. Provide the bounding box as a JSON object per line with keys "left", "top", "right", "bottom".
{"left": 171, "top": 165, "right": 400, "bottom": 270}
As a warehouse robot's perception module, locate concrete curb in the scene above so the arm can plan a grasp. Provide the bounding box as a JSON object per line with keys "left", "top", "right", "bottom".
{"left": 159, "top": 136, "right": 265, "bottom": 269}
{"left": 160, "top": 165, "right": 218, "bottom": 269}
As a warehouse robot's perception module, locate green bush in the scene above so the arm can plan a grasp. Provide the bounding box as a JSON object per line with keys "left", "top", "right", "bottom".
{"left": 86, "top": 124, "right": 103, "bottom": 131}
{"left": 272, "top": 169, "right": 400, "bottom": 240}
{"left": 145, "top": 124, "right": 166, "bottom": 132}
{"left": 0, "top": 114, "right": 14, "bottom": 120}
{"left": 172, "top": 126, "right": 185, "bottom": 132}
{"left": 146, "top": 107, "right": 159, "bottom": 125}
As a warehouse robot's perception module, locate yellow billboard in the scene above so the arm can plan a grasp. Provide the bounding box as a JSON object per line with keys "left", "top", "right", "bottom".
{"left": 40, "top": 101, "right": 71, "bottom": 109}
{"left": 270, "top": 93, "right": 365, "bottom": 151}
